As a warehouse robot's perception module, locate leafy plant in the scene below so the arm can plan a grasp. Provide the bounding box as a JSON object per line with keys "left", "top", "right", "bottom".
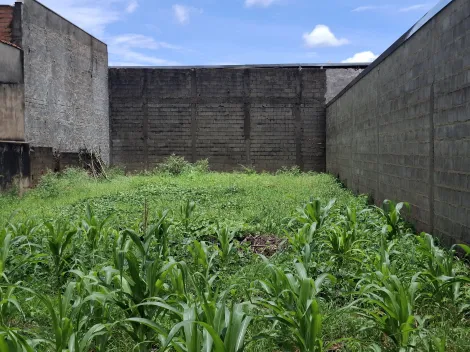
{"left": 80, "top": 203, "right": 113, "bottom": 253}
{"left": 376, "top": 200, "right": 410, "bottom": 241}
{"left": 180, "top": 200, "right": 197, "bottom": 232}
{"left": 291, "top": 198, "right": 336, "bottom": 231}
{"left": 417, "top": 233, "right": 463, "bottom": 303}
{"left": 287, "top": 223, "right": 318, "bottom": 253}
{"left": 254, "top": 259, "right": 336, "bottom": 351}
{"left": 156, "top": 154, "right": 191, "bottom": 175}
{"left": 323, "top": 225, "right": 363, "bottom": 265}
{"left": 358, "top": 273, "right": 422, "bottom": 350}
{"left": 45, "top": 220, "right": 77, "bottom": 283}
{"left": 28, "top": 283, "right": 110, "bottom": 352}
{"left": 215, "top": 225, "right": 236, "bottom": 264}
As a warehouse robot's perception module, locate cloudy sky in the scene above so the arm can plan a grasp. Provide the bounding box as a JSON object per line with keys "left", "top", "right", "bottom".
{"left": 39, "top": 0, "right": 439, "bottom": 66}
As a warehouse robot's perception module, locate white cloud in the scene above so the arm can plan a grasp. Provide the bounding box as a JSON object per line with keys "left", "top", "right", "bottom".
{"left": 107, "top": 33, "right": 181, "bottom": 66}
{"left": 303, "top": 25, "right": 349, "bottom": 48}
{"left": 108, "top": 49, "right": 179, "bottom": 66}
{"left": 36, "top": 1, "right": 180, "bottom": 66}
{"left": 39, "top": 0, "right": 122, "bottom": 38}
{"left": 109, "top": 34, "right": 182, "bottom": 50}
{"left": 173, "top": 4, "right": 202, "bottom": 24}
{"left": 126, "top": 0, "right": 138, "bottom": 13}
{"left": 399, "top": 4, "right": 431, "bottom": 12}
{"left": 352, "top": 6, "right": 388, "bottom": 12}
{"left": 245, "top": 0, "right": 278, "bottom": 8}
{"left": 341, "top": 51, "right": 378, "bottom": 63}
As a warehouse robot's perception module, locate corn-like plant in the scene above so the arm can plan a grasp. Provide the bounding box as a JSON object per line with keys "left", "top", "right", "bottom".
{"left": 180, "top": 200, "right": 197, "bottom": 232}
{"left": 376, "top": 200, "right": 410, "bottom": 241}
{"left": 0, "top": 227, "right": 45, "bottom": 284}
{"left": 0, "top": 285, "right": 23, "bottom": 327}
{"left": 111, "top": 228, "right": 189, "bottom": 351}
{"left": 0, "top": 229, "right": 12, "bottom": 282}
{"left": 456, "top": 243, "right": 470, "bottom": 257}
{"left": 254, "top": 259, "right": 335, "bottom": 352}
{"left": 124, "top": 210, "right": 172, "bottom": 263}
{"left": 45, "top": 221, "right": 77, "bottom": 283}
{"left": 80, "top": 203, "right": 113, "bottom": 254}
{"left": 188, "top": 240, "right": 217, "bottom": 278}
{"left": 133, "top": 292, "right": 253, "bottom": 352}
{"left": 417, "top": 233, "right": 462, "bottom": 303}
{"left": 70, "top": 269, "right": 115, "bottom": 350}
{"left": 21, "top": 282, "right": 110, "bottom": 352}
{"left": 323, "top": 225, "right": 364, "bottom": 265}
{"left": 0, "top": 325, "right": 36, "bottom": 352}
{"left": 215, "top": 225, "right": 236, "bottom": 264}
{"left": 358, "top": 273, "right": 422, "bottom": 350}
{"left": 291, "top": 198, "right": 336, "bottom": 230}
{"left": 287, "top": 223, "right": 318, "bottom": 253}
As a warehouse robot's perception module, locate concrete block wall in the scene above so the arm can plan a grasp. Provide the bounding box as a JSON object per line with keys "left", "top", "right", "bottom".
{"left": 327, "top": 0, "right": 470, "bottom": 245}
{"left": 109, "top": 66, "right": 364, "bottom": 172}
{"left": 18, "top": 0, "right": 110, "bottom": 163}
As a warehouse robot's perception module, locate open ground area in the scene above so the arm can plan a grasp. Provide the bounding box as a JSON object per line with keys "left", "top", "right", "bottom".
{"left": 1, "top": 161, "right": 469, "bottom": 351}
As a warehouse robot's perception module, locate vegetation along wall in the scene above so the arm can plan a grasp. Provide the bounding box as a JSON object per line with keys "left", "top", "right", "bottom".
{"left": 109, "top": 65, "right": 364, "bottom": 172}
{"left": 326, "top": 0, "right": 470, "bottom": 245}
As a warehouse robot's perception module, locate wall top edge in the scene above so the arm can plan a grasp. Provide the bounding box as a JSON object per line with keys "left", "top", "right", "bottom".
{"left": 109, "top": 63, "right": 369, "bottom": 70}
{"left": 26, "top": 0, "right": 107, "bottom": 47}
{"left": 326, "top": 0, "right": 454, "bottom": 107}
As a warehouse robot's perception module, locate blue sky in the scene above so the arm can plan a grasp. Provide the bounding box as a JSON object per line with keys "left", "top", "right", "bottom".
{"left": 40, "top": 0, "right": 439, "bottom": 66}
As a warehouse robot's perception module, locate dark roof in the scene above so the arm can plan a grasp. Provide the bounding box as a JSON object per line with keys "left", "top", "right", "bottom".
{"left": 327, "top": 0, "right": 455, "bottom": 107}
{"left": 0, "top": 39, "right": 21, "bottom": 50}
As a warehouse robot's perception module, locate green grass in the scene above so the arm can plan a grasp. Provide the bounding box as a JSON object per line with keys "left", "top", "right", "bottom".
{"left": 0, "top": 168, "right": 362, "bottom": 233}
{"left": 0, "top": 165, "right": 469, "bottom": 352}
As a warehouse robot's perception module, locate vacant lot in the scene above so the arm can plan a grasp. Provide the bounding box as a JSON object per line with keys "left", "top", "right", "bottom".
{"left": 1, "top": 163, "right": 469, "bottom": 351}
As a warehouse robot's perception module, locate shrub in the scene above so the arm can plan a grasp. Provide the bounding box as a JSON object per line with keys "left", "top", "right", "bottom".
{"left": 155, "top": 155, "right": 210, "bottom": 175}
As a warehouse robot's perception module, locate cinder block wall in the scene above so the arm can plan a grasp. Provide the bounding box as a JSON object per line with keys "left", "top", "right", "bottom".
{"left": 18, "top": 0, "right": 110, "bottom": 163}
{"left": 109, "top": 66, "right": 363, "bottom": 172}
{"left": 327, "top": 0, "right": 470, "bottom": 245}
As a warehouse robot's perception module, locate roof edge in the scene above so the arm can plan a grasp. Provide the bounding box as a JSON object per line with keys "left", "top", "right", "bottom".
{"left": 326, "top": 0, "right": 454, "bottom": 107}
{"left": 0, "top": 39, "right": 22, "bottom": 50}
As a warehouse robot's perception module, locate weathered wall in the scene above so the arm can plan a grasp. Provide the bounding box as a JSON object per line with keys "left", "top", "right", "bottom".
{"left": 0, "top": 41, "right": 24, "bottom": 141}
{"left": 326, "top": 0, "right": 470, "bottom": 245}
{"left": 109, "top": 66, "right": 363, "bottom": 172}
{"left": 19, "top": 0, "right": 110, "bottom": 163}
{"left": 0, "top": 40, "right": 21, "bottom": 82}
{"left": 0, "top": 141, "right": 30, "bottom": 190}
{"left": 0, "top": 5, "right": 12, "bottom": 42}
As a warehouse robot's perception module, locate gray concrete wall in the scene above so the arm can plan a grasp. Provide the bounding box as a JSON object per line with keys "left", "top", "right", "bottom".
{"left": 19, "top": 0, "right": 110, "bottom": 163}
{"left": 109, "top": 66, "right": 363, "bottom": 172}
{"left": 326, "top": 0, "right": 470, "bottom": 245}
{"left": 0, "top": 42, "right": 24, "bottom": 141}
{"left": 325, "top": 68, "right": 363, "bottom": 104}
{"left": 0, "top": 41, "right": 22, "bottom": 82}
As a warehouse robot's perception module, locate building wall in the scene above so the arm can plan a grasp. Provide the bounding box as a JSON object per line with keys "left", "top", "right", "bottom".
{"left": 326, "top": 0, "right": 470, "bottom": 245}
{"left": 0, "top": 42, "right": 24, "bottom": 141}
{"left": 19, "top": 0, "right": 110, "bottom": 163}
{"left": 109, "top": 66, "right": 363, "bottom": 172}
{"left": 0, "top": 141, "right": 30, "bottom": 190}
{"left": 0, "top": 5, "right": 13, "bottom": 42}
